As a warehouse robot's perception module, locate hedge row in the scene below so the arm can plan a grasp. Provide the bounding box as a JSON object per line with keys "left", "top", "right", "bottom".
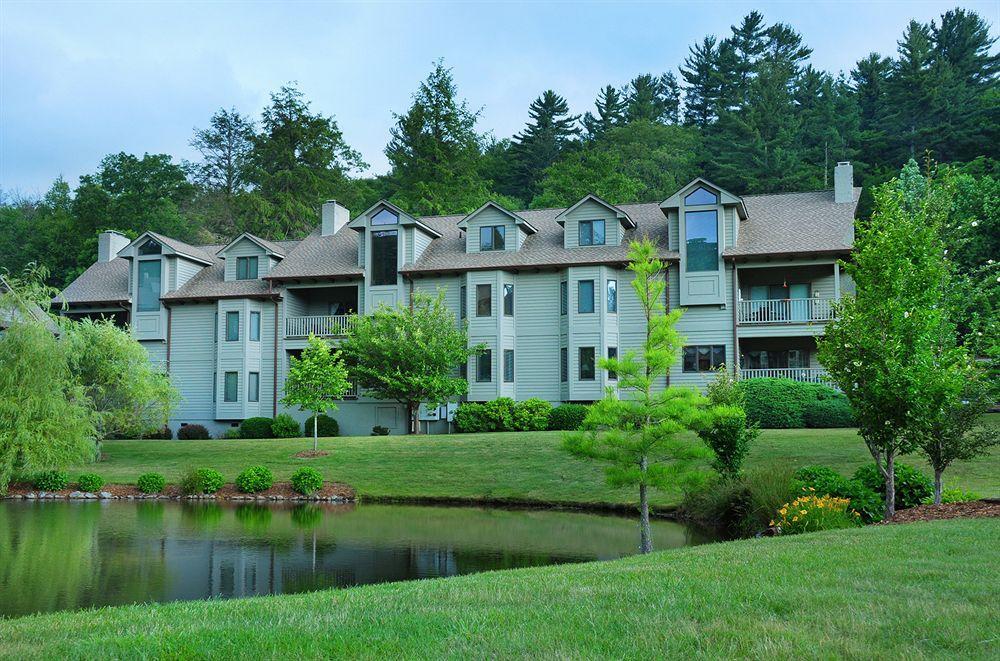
{"left": 454, "top": 398, "right": 588, "bottom": 433}
{"left": 736, "top": 378, "right": 855, "bottom": 428}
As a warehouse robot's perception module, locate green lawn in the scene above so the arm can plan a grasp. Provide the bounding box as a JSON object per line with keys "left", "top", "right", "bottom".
{"left": 2, "top": 519, "right": 996, "bottom": 658}
{"left": 67, "top": 420, "right": 1000, "bottom": 508}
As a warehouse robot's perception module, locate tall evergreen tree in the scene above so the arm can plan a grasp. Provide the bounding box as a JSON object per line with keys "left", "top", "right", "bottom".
{"left": 582, "top": 85, "right": 627, "bottom": 139}
{"left": 681, "top": 36, "right": 723, "bottom": 126}
{"left": 885, "top": 21, "right": 938, "bottom": 161}
{"left": 507, "top": 90, "right": 580, "bottom": 202}
{"left": 189, "top": 107, "right": 255, "bottom": 235}
{"left": 624, "top": 73, "right": 678, "bottom": 124}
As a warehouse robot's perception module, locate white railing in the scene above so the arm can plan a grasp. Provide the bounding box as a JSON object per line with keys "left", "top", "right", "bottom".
{"left": 738, "top": 298, "right": 835, "bottom": 325}
{"left": 740, "top": 367, "right": 831, "bottom": 384}
{"left": 285, "top": 315, "right": 358, "bottom": 338}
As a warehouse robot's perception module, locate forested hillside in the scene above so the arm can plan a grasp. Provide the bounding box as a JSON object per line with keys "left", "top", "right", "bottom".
{"left": 1, "top": 8, "right": 996, "bottom": 291}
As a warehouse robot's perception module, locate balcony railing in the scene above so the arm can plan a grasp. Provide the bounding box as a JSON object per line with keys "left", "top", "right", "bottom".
{"left": 740, "top": 367, "right": 831, "bottom": 384}
{"left": 286, "top": 315, "right": 358, "bottom": 338}
{"left": 738, "top": 298, "right": 835, "bottom": 325}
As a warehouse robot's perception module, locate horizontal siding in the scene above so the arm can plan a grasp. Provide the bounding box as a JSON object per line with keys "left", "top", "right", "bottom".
{"left": 564, "top": 199, "right": 621, "bottom": 248}
{"left": 168, "top": 304, "right": 216, "bottom": 421}
{"left": 465, "top": 207, "right": 516, "bottom": 253}
{"left": 223, "top": 239, "right": 268, "bottom": 281}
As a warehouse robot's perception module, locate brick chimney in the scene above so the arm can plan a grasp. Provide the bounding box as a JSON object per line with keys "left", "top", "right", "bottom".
{"left": 834, "top": 162, "right": 854, "bottom": 204}
{"left": 321, "top": 200, "right": 350, "bottom": 236}
{"left": 98, "top": 231, "right": 130, "bottom": 262}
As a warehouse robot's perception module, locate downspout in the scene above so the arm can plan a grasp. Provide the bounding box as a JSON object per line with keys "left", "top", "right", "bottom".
{"left": 165, "top": 306, "right": 172, "bottom": 374}
{"left": 731, "top": 262, "right": 740, "bottom": 377}
{"left": 664, "top": 264, "right": 670, "bottom": 388}
{"left": 271, "top": 278, "right": 279, "bottom": 417}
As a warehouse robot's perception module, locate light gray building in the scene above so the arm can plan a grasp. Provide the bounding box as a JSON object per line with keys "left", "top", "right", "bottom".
{"left": 58, "top": 163, "right": 859, "bottom": 436}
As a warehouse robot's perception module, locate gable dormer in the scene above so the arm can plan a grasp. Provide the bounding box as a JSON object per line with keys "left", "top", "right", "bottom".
{"left": 555, "top": 194, "right": 635, "bottom": 249}
{"left": 217, "top": 233, "right": 285, "bottom": 282}
{"left": 458, "top": 201, "right": 537, "bottom": 254}
{"left": 349, "top": 200, "right": 442, "bottom": 271}
{"left": 660, "top": 178, "right": 747, "bottom": 306}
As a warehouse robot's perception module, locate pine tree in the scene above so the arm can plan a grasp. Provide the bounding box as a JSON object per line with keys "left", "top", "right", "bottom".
{"left": 886, "top": 21, "right": 938, "bottom": 161}
{"left": 681, "top": 36, "right": 722, "bottom": 127}
{"left": 624, "top": 73, "right": 677, "bottom": 124}
{"left": 582, "top": 85, "right": 626, "bottom": 139}
{"left": 189, "top": 108, "right": 255, "bottom": 235}
{"left": 508, "top": 90, "right": 580, "bottom": 202}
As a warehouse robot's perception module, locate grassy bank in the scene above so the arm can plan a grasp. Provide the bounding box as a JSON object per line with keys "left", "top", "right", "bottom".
{"left": 65, "top": 426, "right": 1000, "bottom": 508}
{"left": 2, "top": 519, "right": 996, "bottom": 658}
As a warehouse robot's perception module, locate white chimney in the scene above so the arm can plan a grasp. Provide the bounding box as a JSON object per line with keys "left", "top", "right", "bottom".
{"left": 321, "top": 200, "right": 350, "bottom": 236}
{"left": 834, "top": 162, "right": 854, "bottom": 204}
{"left": 98, "top": 231, "right": 130, "bottom": 262}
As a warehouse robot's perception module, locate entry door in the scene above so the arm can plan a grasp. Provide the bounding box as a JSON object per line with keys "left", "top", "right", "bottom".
{"left": 789, "top": 284, "right": 810, "bottom": 321}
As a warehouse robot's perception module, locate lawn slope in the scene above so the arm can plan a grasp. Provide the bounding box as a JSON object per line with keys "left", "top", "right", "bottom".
{"left": 2, "top": 519, "right": 996, "bottom": 658}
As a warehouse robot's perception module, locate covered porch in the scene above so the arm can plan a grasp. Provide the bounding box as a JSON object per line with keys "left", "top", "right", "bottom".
{"left": 735, "top": 262, "right": 844, "bottom": 326}
{"left": 738, "top": 336, "right": 830, "bottom": 384}
{"left": 284, "top": 285, "right": 360, "bottom": 338}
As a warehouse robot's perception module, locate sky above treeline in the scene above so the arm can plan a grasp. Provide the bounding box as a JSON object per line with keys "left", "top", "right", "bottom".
{"left": 1, "top": 0, "right": 997, "bottom": 194}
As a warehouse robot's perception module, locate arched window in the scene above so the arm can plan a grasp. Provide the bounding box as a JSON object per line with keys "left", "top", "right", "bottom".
{"left": 684, "top": 187, "right": 718, "bottom": 206}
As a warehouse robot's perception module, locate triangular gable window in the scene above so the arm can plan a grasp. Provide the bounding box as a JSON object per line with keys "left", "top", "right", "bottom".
{"left": 684, "top": 187, "right": 718, "bottom": 206}
{"left": 138, "top": 239, "right": 162, "bottom": 255}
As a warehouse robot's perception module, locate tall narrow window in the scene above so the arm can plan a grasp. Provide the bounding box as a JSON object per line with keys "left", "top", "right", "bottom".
{"left": 607, "top": 346, "right": 618, "bottom": 380}
{"left": 480, "top": 225, "right": 506, "bottom": 251}
{"left": 579, "top": 347, "right": 596, "bottom": 380}
{"left": 503, "top": 284, "right": 514, "bottom": 316}
{"left": 560, "top": 348, "right": 568, "bottom": 382}
{"left": 224, "top": 372, "right": 238, "bottom": 402}
{"left": 459, "top": 285, "right": 467, "bottom": 320}
{"left": 503, "top": 349, "right": 514, "bottom": 382}
{"left": 371, "top": 230, "right": 398, "bottom": 285}
{"left": 560, "top": 281, "right": 568, "bottom": 315}
{"left": 249, "top": 311, "right": 260, "bottom": 342}
{"left": 685, "top": 210, "right": 719, "bottom": 272}
{"left": 578, "top": 280, "right": 595, "bottom": 314}
{"left": 579, "top": 220, "right": 606, "bottom": 246}
{"left": 476, "top": 284, "right": 492, "bottom": 317}
{"left": 225, "top": 311, "right": 239, "bottom": 341}
{"left": 607, "top": 279, "right": 617, "bottom": 313}
{"left": 236, "top": 256, "right": 258, "bottom": 280}
{"left": 476, "top": 350, "right": 492, "bottom": 382}
{"left": 137, "top": 260, "right": 161, "bottom": 312}
{"left": 248, "top": 372, "right": 260, "bottom": 402}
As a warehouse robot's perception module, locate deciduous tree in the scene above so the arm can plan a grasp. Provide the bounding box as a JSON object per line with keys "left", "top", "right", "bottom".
{"left": 282, "top": 334, "right": 350, "bottom": 451}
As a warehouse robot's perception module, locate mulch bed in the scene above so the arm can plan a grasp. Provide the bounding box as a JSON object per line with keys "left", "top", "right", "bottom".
{"left": 3, "top": 481, "right": 354, "bottom": 502}
{"left": 886, "top": 500, "right": 1000, "bottom": 524}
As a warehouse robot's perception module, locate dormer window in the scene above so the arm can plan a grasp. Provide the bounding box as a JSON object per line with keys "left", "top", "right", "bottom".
{"left": 138, "top": 239, "right": 162, "bottom": 255}
{"left": 236, "top": 256, "right": 258, "bottom": 280}
{"left": 579, "top": 220, "right": 605, "bottom": 246}
{"left": 371, "top": 208, "right": 399, "bottom": 226}
{"left": 685, "top": 187, "right": 718, "bottom": 206}
{"left": 686, "top": 210, "right": 719, "bottom": 272}
{"left": 480, "top": 225, "right": 505, "bottom": 251}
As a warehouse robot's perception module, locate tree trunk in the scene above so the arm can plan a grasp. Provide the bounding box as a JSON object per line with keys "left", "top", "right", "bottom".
{"left": 934, "top": 468, "right": 943, "bottom": 505}
{"left": 884, "top": 452, "right": 896, "bottom": 519}
{"left": 409, "top": 402, "right": 421, "bottom": 435}
{"left": 313, "top": 414, "right": 318, "bottom": 453}
{"left": 638, "top": 455, "right": 652, "bottom": 554}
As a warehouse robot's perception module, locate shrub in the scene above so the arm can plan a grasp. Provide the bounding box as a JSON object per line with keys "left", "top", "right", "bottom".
{"left": 682, "top": 467, "right": 798, "bottom": 538}
{"left": 793, "top": 465, "right": 883, "bottom": 523}
{"left": 291, "top": 467, "right": 324, "bottom": 495}
{"left": 455, "top": 402, "right": 490, "bottom": 433}
{"left": 136, "top": 472, "right": 166, "bottom": 494}
{"left": 803, "top": 398, "right": 855, "bottom": 428}
{"left": 304, "top": 414, "right": 340, "bottom": 437}
{"left": 697, "top": 406, "right": 759, "bottom": 479}
{"left": 239, "top": 417, "right": 275, "bottom": 439}
{"left": 33, "top": 470, "right": 70, "bottom": 491}
{"left": 177, "top": 424, "right": 210, "bottom": 440}
{"left": 143, "top": 425, "right": 173, "bottom": 440}
{"left": 548, "top": 404, "right": 589, "bottom": 431}
{"left": 483, "top": 397, "right": 516, "bottom": 431}
{"left": 77, "top": 473, "right": 104, "bottom": 492}
{"left": 235, "top": 465, "right": 273, "bottom": 493}
{"left": 180, "top": 468, "right": 224, "bottom": 495}
{"left": 220, "top": 429, "right": 241, "bottom": 440}
{"left": 512, "top": 398, "right": 553, "bottom": 432}
{"left": 371, "top": 425, "right": 390, "bottom": 436}
{"left": 774, "top": 494, "right": 861, "bottom": 534}
{"left": 927, "top": 488, "right": 982, "bottom": 504}
{"left": 271, "top": 414, "right": 300, "bottom": 438}
{"left": 853, "top": 462, "right": 933, "bottom": 510}
{"left": 737, "top": 378, "right": 846, "bottom": 428}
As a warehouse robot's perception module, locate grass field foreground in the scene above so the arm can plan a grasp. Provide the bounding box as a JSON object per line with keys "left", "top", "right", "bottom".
{"left": 1, "top": 519, "right": 996, "bottom": 658}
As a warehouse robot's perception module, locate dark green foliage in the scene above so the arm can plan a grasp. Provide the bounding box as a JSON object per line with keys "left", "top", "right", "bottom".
{"left": 305, "top": 414, "right": 340, "bottom": 438}
{"left": 136, "top": 472, "right": 166, "bottom": 494}
{"left": 239, "top": 417, "right": 275, "bottom": 439}
{"left": 737, "top": 378, "right": 847, "bottom": 428}
{"left": 270, "top": 414, "right": 300, "bottom": 439}
{"left": 803, "top": 398, "right": 856, "bottom": 428}
{"left": 698, "top": 407, "right": 758, "bottom": 479}
{"left": 33, "top": 470, "right": 70, "bottom": 491}
{"left": 547, "top": 404, "right": 588, "bottom": 431}
{"left": 76, "top": 473, "right": 104, "bottom": 492}
{"left": 682, "top": 467, "right": 798, "bottom": 538}
{"left": 235, "top": 466, "right": 274, "bottom": 494}
{"left": 512, "top": 399, "right": 553, "bottom": 432}
{"left": 290, "top": 467, "right": 324, "bottom": 495}
{"left": 792, "top": 465, "right": 883, "bottom": 522}
{"left": 505, "top": 90, "right": 580, "bottom": 201}
{"left": 371, "top": 426, "right": 390, "bottom": 436}
{"left": 853, "top": 463, "right": 933, "bottom": 510}
{"left": 180, "top": 468, "right": 224, "bottom": 495}
{"left": 454, "top": 398, "right": 516, "bottom": 433}
{"left": 177, "top": 424, "right": 210, "bottom": 440}
{"left": 144, "top": 426, "right": 173, "bottom": 440}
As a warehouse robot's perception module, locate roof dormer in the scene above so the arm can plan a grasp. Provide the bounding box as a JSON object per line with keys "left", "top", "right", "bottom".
{"left": 555, "top": 194, "right": 634, "bottom": 249}
{"left": 457, "top": 201, "right": 537, "bottom": 253}
{"left": 217, "top": 233, "right": 285, "bottom": 281}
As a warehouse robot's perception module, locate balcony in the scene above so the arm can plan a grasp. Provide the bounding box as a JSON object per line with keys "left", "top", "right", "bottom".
{"left": 286, "top": 314, "right": 358, "bottom": 338}
{"left": 738, "top": 298, "right": 835, "bottom": 325}
{"left": 740, "top": 367, "right": 831, "bottom": 384}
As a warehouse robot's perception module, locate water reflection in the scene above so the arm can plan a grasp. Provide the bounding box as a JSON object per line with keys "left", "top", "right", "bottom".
{"left": 0, "top": 500, "right": 715, "bottom": 617}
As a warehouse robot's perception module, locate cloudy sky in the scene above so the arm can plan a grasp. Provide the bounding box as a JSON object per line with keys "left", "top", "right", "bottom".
{"left": 1, "top": 0, "right": 997, "bottom": 195}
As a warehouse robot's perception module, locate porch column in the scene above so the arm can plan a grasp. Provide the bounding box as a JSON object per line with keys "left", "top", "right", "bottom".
{"left": 833, "top": 262, "right": 841, "bottom": 301}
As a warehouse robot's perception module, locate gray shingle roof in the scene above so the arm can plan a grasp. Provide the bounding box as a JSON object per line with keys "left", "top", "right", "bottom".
{"left": 58, "top": 258, "right": 130, "bottom": 305}
{"left": 266, "top": 230, "right": 364, "bottom": 281}
{"left": 162, "top": 240, "right": 301, "bottom": 301}
{"left": 146, "top": 231, "right": 216, "bottom": 264}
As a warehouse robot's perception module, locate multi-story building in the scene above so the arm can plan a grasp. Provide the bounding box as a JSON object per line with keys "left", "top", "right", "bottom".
{"left": 58, "top": 163, "right": 859, "bottom": 436}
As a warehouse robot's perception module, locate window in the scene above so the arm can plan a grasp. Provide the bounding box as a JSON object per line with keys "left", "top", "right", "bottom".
{"left": 136, "top": 260, "right": 161, "bottom": 312}
{"left": 476, "top": 284, "right": 491, "bottom": 317}
{"left": 236, "top": 256, "right": 258, "bottom": 280}
{"left": 460, "top": 361, "right": 468, "bottom": 379}
{"left": 607, "top": 346, "right": 618, "bottom": 380}
{"left": 579, "top": 220, "right": 606, "bottom": 246}
{"left": 459, "top": 285, "right": 467, "bottom": 320}
{"left": 685, "top": 210, "right": 719, "bottom": 272}
{"left": 477, "top": 350, "right": 492, "bottom": 382}
{"left": 503, "top": 349, "right": 514, "bottom": 382}
{"left": 578, "top": 280, "right": 595, "bottom": 314}
{"left": 371, "top": 230, "right": 398, "bottom": 285}
{"left": 249, "top": 311, "right": 260, "bottom": 342}
{"left": 224, "top": 372, "right": 238, "bottom": 402}
{"left": 225, "top": 311, "right": 239, "bottom": 341}
{"left": 560, "top": 281, "right": 568, "bottom": 315}
{"left": 579, "top": 347, "right": 596, "bottom": 380}
{"left": 371, "top": 208, "right": 398, "bottom": 225}
{"left": 560, "top": 348, "right": 568, "bottom": 382}
{"left": 607, "top": 279, "right": 617, "bottom": 313}
{"left": 683, "top": 345, "right": 726, "bottom": 372}
{"left": 685, "top": 187, "right": 718, "bottom": 206}
{"left": 248, "top": 372, "right": 260, "bottom": 402}
{"left": 503, "top": 284, "right": 514, "bottom": 316}
{"left": 480, "top": 225, "right": 506, "bottom": 251}
{"left": 138, "top": 239, "right": 161, "bottom": 255}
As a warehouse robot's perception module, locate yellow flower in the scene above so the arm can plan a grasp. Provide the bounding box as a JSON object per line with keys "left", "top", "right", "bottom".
{"left": 809, "top": 487, "right": 815, "bottom": 491}
{"left": 792, "top": 516, "right": 798, "bottom": 522}
{"left": 769, "top": 520, "right": 775, "bottom": 526}
{"left": 800, "top": 510, "right": 807, "bottom": 515}
{"left": 817, "top": 501, "right": 824, "bottom": 508}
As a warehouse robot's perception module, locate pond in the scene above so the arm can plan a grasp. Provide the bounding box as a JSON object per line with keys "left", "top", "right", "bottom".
{"left": 0, "top": 500, "right": 715, "bottom": 618}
